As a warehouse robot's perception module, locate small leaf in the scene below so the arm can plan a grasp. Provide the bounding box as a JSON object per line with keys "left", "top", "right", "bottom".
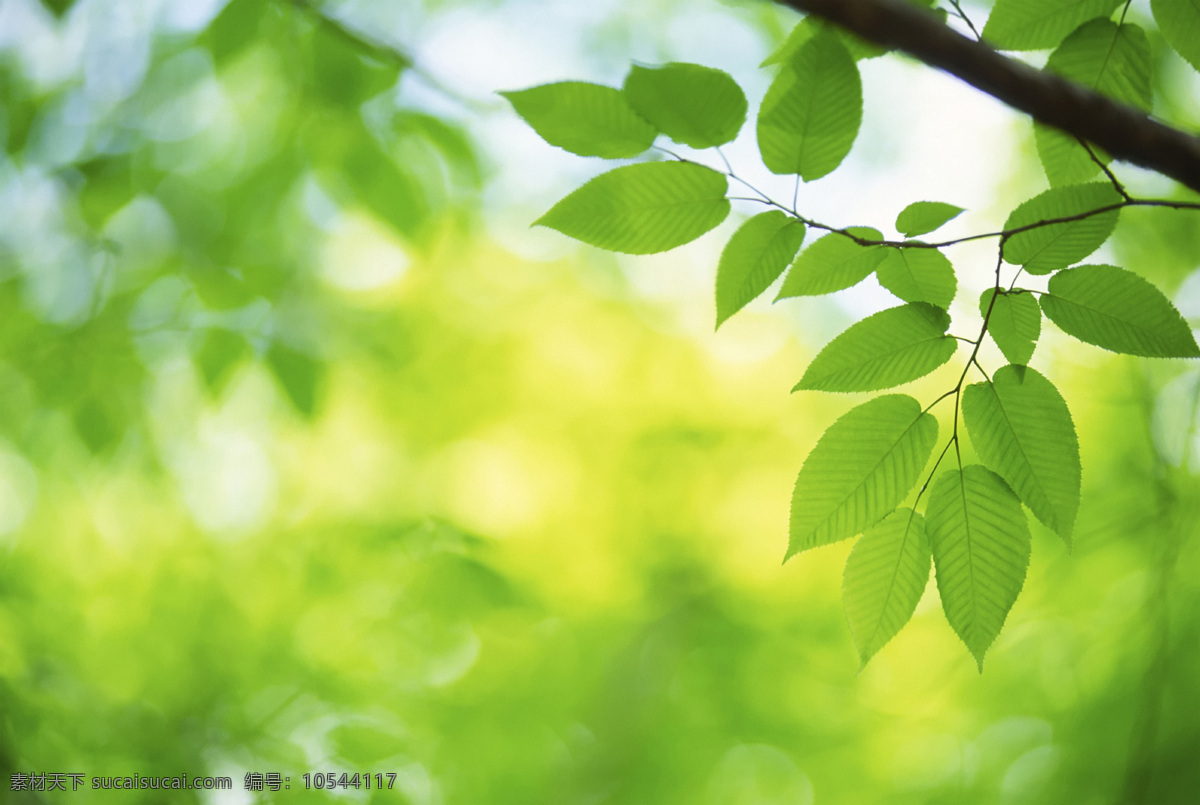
{"left": 623, "top": 63, "right": 747, "bottom": 149}
{"left": 963, "top": 366, "right": 1081, "bottom": 543}
{"left": 500, "top": 82, "right": 657, "bottom": 158}
{"left": 982, "top": 0, "right": 1123, "bottom": 50}
{"left": 895, "top": 201, "right": 964, "bottom": 237}
{"left": 195, "top": 329, "right": 251, "bottom": 398}
{"left": 843, "top": 509, "right": 932, "bottom": 667}
{"left": 535, "top": 162, "right": 730, "bottom": 255}
{"left": 795, "top": 303, "right": 958, "bottom": 393}
{"left": 715, "top": 211, "right": 806, "bottom": 328}
{"left": 1152, "top": 0, "right": 1200, "bottom": 73}
{"left": 267, "top": 343, "right": 323, "bottom": 418}
{"left": 1040, "top": 264, "right": 1200, "bottom": 357}
{"left": 876, "top": 247, "right": 956, "bottom": 308}
{"left": 776, "top": 228, "right": 887, "bottom": 298}
{"left": 788, "top": 395, "right": 938, "bottom": 558}
{"left": 757, "top": 32, "right": 863, "bottom": 180}
{"left": 927, "top": 465, "right": 1031, "bottom": 669}
{"left": 761, "top": 17, "right": 887, "bottom": 66}
{"left": 1002, "top": 183, "right": 1121, "bottom": 274}
{"left": 981, "top": 289, "right": 1041, "bottom": 365}
{"left": 1035, "top": 20, "right": 1151, "bottom": 185}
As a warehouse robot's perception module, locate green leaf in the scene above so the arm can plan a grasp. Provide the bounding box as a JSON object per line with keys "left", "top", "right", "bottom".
{"left": 500, "top": 82, "right": 657, "bottom": 159}
{"left": 1001, "top": 183, "right": 1121, "bottom": 274}
{"left": 927, "top": 465, "right": 1031, "bottom": 669}
{"left": 1040, "top": 264, "right": 1200, "bottom": 357}
{"left": 788, "top": 395, "right": 938, "bottom": 558}
{"left": 267, "top": 343, "right": 323, "bottom": 418}
{"left": 195, "top": 329, "right": 251, "bottom": 399}
{"left": 963, "top": 366, "right": 1081, "bottom": 543}
{"left": 843, "top": 509, "right": 932, "bottom": 667}
{"left": 715, "top": 212, "right": 806, "bottom": 328}
{"left": 981, "top": 289, "right": 1041, "bottom": 365}
{"left": 876, "top": 247, "right": 956, "bottom": 308}
{"left": 982, "top": 0, "right": 1123, "bottom": 50}
{"left": 795, "top": 303, "right": 958, "bottom": 392}
{"left": 1035, "top": 21, "right": 1151, "bottom": 185}
{"left": 776, "top": 228, "right": 887, "bottom": 298}
{"left": 623, "top": 63, "right": 747, "bottom": 149}
{"left": 761, "top": 17, "right": 887, "bottom": 66}
{"left": 757, "top": 32, "right": 863, "bottom": 180}
{"left": 1152, "top": 0, "right": 1200, "bottom": 73}
{"left": 895, "top": 201, "right": 964, "bottom": 238}
{"left": 535, "top": 162, "right": 730, "bottom": 255}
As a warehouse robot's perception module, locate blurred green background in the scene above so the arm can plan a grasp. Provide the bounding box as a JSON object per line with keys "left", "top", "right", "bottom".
{"left": 1, "top": 0, "right": 1199, "bottom": 802}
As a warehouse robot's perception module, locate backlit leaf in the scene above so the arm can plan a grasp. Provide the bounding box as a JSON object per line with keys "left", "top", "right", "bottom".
{"left": 982, "top": 0, "right": 1122, "bottom": 50}
{"left": 757, "top": 32, "right": 862, "bottom": 180}
{"left": 876, "top": 247, "right": 956, "bottom": 308}
{"left": 500, "top": 82, "right": 657, "bottom": 158}
{"left": 895, "top": 201, "right": 964, "bottom": 238}
{"left": 843, "top": 509, "right": 931, "bottom": 667}
{"left": 788, "top": 395, "right": 937, "bottom": 558}
{"left": 927, "top": 465, "right": 1031, "bottom": 669}
{"left": 535, "top": 162, "right": 730, "bottom": 254}
{"left": 795, "top": 303, "right": 957, "bottom": 392}
{"left": 1002, "top": 183, "right": 1121, "bottom": 274}
{"left": 267, "top": 343, "right": 323, "bottom": 418}
{"left": 776, "top": 228, "right": 887, "bottom": 298}
{"left": 1040, "top": 264, "right": 1200, "bottom": 357}
{"left": 1152, "top": 0, "right": 1200, "bottom": 73}
{"left": 981, "top": 289, "right": 1041, "bottom": 365}
{"left": 963, "top": 366, "right": 1081, "bottom": 543}
{"left": 715, "top": 211, "right": 806, "bottom": 328}
{"left": 623, "top": 63, "right": 747, "bottom": 149}
{"left": 761, "top": 17, "right": 886, "bottom": 66}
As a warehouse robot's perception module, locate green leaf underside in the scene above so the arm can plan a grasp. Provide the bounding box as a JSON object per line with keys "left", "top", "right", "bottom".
{"left": 776, "top": 228, "right": 887, "bottom": 298}
{"left": 795, "top": 303, "right": 957, "bottom": 392}
{"left": 623, "top": 62, "right": 747, "bottom": 149}
{"left": 788, "top": 395, "right": 938, "bottom": 558}
{"left": 761, "top": 17, "right": 887, "bottom": 67}
{"left": 981, "top": 289, "right": 1041, "bottom": 365}
{"left": 877, "top": 247, "right": 956, "bottom": 308}
{"left": 843, "top": 509, "right": 931, "bottom": 666}
{"left": 927, "top": 465, "right": 1031, "bottom": 669}
{"left": 963, "top": 366, "right": 1081, "bottom": 543}
{"left": 1040, "top": 264, "right": 1200, "bottom": 357}
{"left": 895, "top": 201, "right": 964, "bottom": 237}
{"left": 1036, "top": 20, "right": 1151, "bottom": 185}
{"left": 1152, "top": 0, "right": 1200, "bottom": 73}
{"left": 716, "top": 211, "right": 806, "bottom": 327}
{"left": 1002, "top": 183, "right": 1121, "bottom": 274}
{"left": 535, "top": 162, "right": 730, "bottom": 255}
{"left": 757, "top": 32, "right": 863, "bottom": 180}
{"left": 500, "top": 82, "right": 657, "bottom": 159}
{"left": 982, "top": 0, "right": 1123, "bottom": 50}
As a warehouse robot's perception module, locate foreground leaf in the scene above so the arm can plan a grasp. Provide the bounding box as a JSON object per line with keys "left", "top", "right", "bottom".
{"left": 715, "top": 212, "right": 806, "bottom": 327}
{"left": 963, "top": 366, "right": 1080, "bottom": 543}
{"left": 500, "top": 82, "right": 657, "bottom": 158}
{"left": 1002, "top": 183, "right": 1122, "bottom": 274}
{"left": 876, "top": 247, "right": 956, "bottom": 308}
{"left": 535, "top": 162, "right": 730, "bottom": 254}
{"left": 1040, "top": 265, "right": 1200, "bottom": 357}
{"left": 757, "top": 32, "right": 862, "bottom": 180}
{"left": 788, "top": 395, "right": 938, "bottom": 558}
{"left": 777, "top": 228, "right": 887, "bottom": 298}
{"left": 895, "top": 201, "right": 964, "bottom": 237}
{"left": 623, "top": 63, "right": 747, "bottom": 149}
{"left": 795, "top": 303, "right": 957, "bottom": 392}
{"left": 981, "top": 289, "right": 1041, "bottom": 365}
{"left": 843, "top": 509, "right": 931, "bottom": 667}
{"left": 982, "top": 0, "right": 1123, "bottom": 50}
{"left": 761, "top": 17, "right": 887, "bottom": 66}
{"left": 1152, "top": 0, "right": 1200, "bottom": 73}
{"left": 927, "top": 465, "right": 1031, "bottom": 669}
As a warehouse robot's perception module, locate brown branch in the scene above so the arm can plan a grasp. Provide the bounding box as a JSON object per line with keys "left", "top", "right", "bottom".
{"left": 771, "top": 0, "right": 1200, "bottom": 195}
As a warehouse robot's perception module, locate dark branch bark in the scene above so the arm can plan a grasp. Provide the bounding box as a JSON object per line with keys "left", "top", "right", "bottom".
{"left": 771, "top": 0, "right": 1200, "bottom": 195}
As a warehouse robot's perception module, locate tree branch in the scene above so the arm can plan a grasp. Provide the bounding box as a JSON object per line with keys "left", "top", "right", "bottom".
{"left": 771, "top": 0, "right": 1200, "bottom": 194}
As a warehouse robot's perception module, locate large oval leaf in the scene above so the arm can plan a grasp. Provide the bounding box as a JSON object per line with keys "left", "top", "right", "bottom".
{"left": 982, "top": 0, "right": 1122, "bottom": 50}
{"left": 788, "top": 395, "right": 938, "bottom": 558}
{"left": 623, "top": 62, "right": 747, "bottom": 149}
{"left": 1002, "top": 183, "right": 1122, "bottom": 274}
{"left": 500, "top": 82, "right": 657, "bottom": 159}
{"left": 715, "top": 211, "right": 806, "bottom": 328}
{"left": 843, "top": 509, "right": 931, "bottom": 667}
{"left": 535, "top": 162, "right": 730, "bottom": 254}
{"left": 794, "top": 303, "right": 958, "bottom": 392}
{"left": 1040, "top": 264, "right": 1200, "bottom": 357}
{"left": 1152, "top": 0, "right": 1200, "bottom": 73}
{"left": 981, "top": 289, "right": 1041, "bottom": 365}
{"left": 776, "top": 228, "right": 887, "bottom": 298}
{"left": 963, "top": 366, "right": 1080, "bottom": 543}
{"left": 927, "top": 465, "right": 1031, "bottom": 670}
{"left": 876, "top": 247, "right": 956, "bottom": 308}
{"left": 757, "top": 31, "right": 862, "bottom": 181}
